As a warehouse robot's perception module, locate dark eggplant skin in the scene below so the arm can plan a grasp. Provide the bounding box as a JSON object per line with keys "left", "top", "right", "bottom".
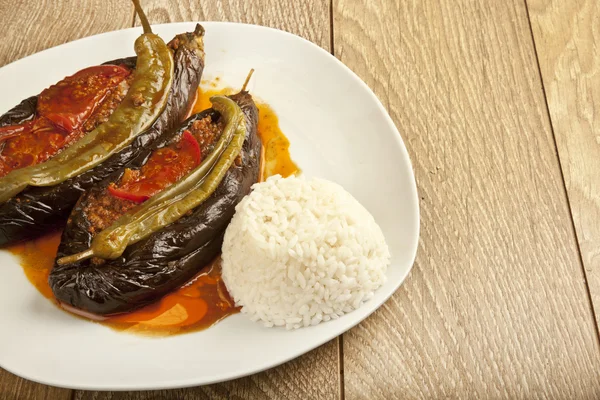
{"left": 0, "top": 27, "right": 205, "bottom": 246}
{"left": 0, "top": 96, "right": 37, "bottom": 127}
{"left": 50, "top": 91, "right": 261, "bottom": 316}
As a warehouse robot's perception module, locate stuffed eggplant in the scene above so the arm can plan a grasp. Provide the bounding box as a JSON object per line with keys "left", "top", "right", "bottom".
{"left": 0, "top": 65, "right": 132, "bottom": 177}
{"left": 0, "top": 24, "right": 205, "bottom": 246}
{"left": 50, "top": 89, "right": 261, "bottom": 316}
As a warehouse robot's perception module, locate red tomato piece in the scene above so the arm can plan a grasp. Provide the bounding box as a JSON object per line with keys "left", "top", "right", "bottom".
{"left": 181, "top": 130, "right": 202, "bottom": 165}
{"left": 107, "top": 186, "right": 151, "bottom": 203}
{"left": 108, "top": 131, "right": 202, "bottom": 203}
{"left": 0, "top": 118, "right": 69, "bottom": 175}
{"left": 0, "top": 121, "right": 34, "bottom": 143}
{"left": 37, "top": 65, "right": 130, "bottom": 131}
{"left": 0, "top": 64, "right": 131, "bottom": 177}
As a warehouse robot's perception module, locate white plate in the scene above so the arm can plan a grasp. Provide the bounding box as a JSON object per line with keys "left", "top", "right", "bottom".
{"left": 0, "top": 22, "right": 419, "bottom": 390}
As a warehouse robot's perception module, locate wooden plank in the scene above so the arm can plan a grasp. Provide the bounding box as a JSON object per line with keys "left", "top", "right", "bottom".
{"left": 526, "top": 0, "right": 600, "bottom": 327}
{"left": 0, "top": 370, "right": 71, "bottom": 400}
{"left": 74, "top": 1, "right": 340, "bottom": 399}
{"left": 132, "top": 0, "right": 331, "bottom": 51}
{"left": 334, "top": 0, "right": 600, "bottom": 398}
{"left": 0, "top": 0, "right": 133, "bottom": 67}
{"left": 0, "top": 2, "right": 132, "bottom": 398}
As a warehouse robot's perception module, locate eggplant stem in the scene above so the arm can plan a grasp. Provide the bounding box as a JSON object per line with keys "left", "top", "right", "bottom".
{"left": 132, "top": 0, "right": 153, "bottom": 35}
{"left": 242, "top": 69, "right": 255, "bottom": 92}
{"left": 57, "top": 249, "right": 95, "bottom": 266}
{"left": 194, "top": 24, "right": 205, "bottom": 37}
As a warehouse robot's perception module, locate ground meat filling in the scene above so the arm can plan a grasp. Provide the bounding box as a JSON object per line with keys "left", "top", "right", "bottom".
{"left": 81, "top": 114, "right": 224, "bottom": 244}
{"left": 191, "top": 115, "right": 223, "bottom": 158}
{"left": 82, "top": 74, "right": 134, "bottom": 133}
{"left": 84, "top": 191, "right": 137, "bottom": 236}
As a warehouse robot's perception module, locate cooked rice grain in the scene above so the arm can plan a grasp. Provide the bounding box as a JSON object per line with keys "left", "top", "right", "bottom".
{"left": 221, "top": 175, "right": 390, "bottom": 329}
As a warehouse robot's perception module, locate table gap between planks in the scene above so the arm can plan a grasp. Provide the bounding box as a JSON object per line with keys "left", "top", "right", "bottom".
{"left": 1, "top": 0, "right": 600, "bottom": 399}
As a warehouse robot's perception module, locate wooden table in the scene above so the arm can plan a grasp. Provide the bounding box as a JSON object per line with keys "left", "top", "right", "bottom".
{"left": 2, "top": 0, "right": 600, "bottom": 398}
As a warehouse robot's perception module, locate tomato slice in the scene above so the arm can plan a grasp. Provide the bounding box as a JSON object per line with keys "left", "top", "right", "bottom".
{"left": 107, "top": 186, "right": 150, "bottom": 203}
{"left": 0, "top": 121, "right": 34, "bottom": 143}
{"left": 0, "top": 65, "right": 131, "bottom": 177}
{"left": 182, "top": 129, "right": 202, "bottom": 165}
{"left": 0, "top": 118, "right": 70, "bottom": 174}
{"left": 37, "top": 65, "right": 130, "bottom": 131}
{"left": 108, "top": 131, "right": 202, "bottom": 203}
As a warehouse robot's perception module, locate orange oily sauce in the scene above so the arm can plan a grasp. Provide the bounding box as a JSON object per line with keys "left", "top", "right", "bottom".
{"left": 105, "top": 258, "right": 234, "bottom": 336}
{"left": 5, "top": 81, "right": 298, "bottom": 336}
{"left": 5, "top": 230, "right": 62, "bottom": 300}
{"left": 193, "top": 85, "right": 299, "bottom": 178}
{"left": 6, "top": 230, "right": 234, "bottom": 336}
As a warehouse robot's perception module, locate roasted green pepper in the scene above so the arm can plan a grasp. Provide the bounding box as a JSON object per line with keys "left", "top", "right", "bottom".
{"left": 0, "top": 0, "right": 173, "bottom": 204}
{"left": 57, "top": 96, "right": 246, "bottom": 264}
{"left": 50, "top": 89, "right": 260, "bottom": 316}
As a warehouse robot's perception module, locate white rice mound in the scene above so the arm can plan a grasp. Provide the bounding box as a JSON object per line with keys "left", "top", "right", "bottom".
{"left": 221, "top": 174, "right": 390, "bottom": 330}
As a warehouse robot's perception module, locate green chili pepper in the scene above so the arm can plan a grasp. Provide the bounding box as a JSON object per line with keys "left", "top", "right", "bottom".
{"left": 57, "top": 96, "right": 246, "bottom": 265}
{"left": 0, "top": 0, "right": 173, "bottom": 204}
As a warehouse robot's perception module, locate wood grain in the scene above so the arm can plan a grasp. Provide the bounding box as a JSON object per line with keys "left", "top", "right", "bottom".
{"left": 0, "top": 2, "right": 132, "bottom": 398}
{"left": 133, "top": 0, "right": 330, "bottom": 52}
{"left": 526, "top": 0, "right": 600, "bottom": 327}
{"left": 73, "top": 1, "right": 340, "bottom": 399}
{"left": 0, "top": 370, "right": 70, "bottom": 400}
{"left": 4, "top": 0, "right": 600, "bottom": 398}
{"left": 334, "top": 0, "right": 600, "bottom": 398}
{"left": 0, "top": 0, "right": 133, "bottom": 67}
